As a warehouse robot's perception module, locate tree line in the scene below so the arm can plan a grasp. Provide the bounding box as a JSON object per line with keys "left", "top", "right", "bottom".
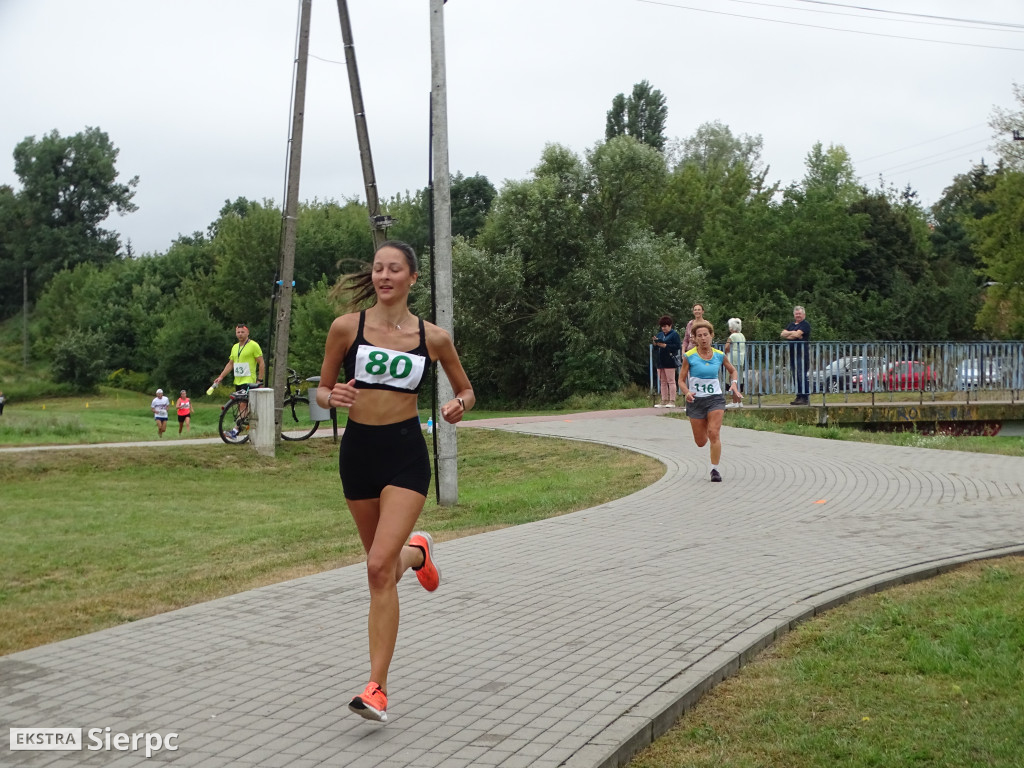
{"left": 1, "top": 81, "right": 1021, "bottom": 403}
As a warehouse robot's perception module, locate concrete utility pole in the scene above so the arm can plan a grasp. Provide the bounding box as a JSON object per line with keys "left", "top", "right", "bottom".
{"left": 337, "top": 0, "right": 392, "bottom": 248}
{"left": 429, "top": 0, "right": 458, "bottom": 505}
{"left": 271, "top": 0, "right": 312, "bottom": 442}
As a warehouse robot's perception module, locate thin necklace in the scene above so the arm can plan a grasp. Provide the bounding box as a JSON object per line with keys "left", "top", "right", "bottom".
{"left": 384, "top": 311, "right": 409, "bottom": 331}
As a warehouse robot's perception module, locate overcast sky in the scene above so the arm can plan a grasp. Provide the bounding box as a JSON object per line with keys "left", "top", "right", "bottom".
{"left": 1, "top": 0, "right": 1020, "bottom": 255}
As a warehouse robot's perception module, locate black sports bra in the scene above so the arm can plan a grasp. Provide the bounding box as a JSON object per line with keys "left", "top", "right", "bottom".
{"left": 343, "top": 311, "right": 432, "bottom": 395}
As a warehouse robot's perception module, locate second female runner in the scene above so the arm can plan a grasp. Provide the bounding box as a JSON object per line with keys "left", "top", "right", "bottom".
{"left": 677, "top": 319, "right": 741, "bottom": 482}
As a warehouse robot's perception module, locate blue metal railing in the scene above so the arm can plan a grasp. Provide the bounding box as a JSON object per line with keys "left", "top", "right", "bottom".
{"left": 655, "top": 340, "right": 1023, "bottom": 404}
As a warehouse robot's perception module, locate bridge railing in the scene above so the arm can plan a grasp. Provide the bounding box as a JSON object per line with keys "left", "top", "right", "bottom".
{"left": 720, "top": 340, "right": 1023, "bottom": 403}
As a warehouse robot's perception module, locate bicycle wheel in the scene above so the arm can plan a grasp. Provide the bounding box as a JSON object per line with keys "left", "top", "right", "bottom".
{"left": 219, "top": 397, "right": 251, "bottom": 444}
{"left": 280, "top": 395, "right": 320, "bottom": 441}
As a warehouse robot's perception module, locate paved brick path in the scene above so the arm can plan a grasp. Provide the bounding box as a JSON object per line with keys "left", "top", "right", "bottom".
{"left": 3, "top": 411, "right": 1023, "bottom": 767}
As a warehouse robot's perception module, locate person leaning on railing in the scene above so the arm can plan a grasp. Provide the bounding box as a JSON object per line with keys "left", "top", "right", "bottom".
{"left": 780, "top": 306, "right": 811, "bottom": 405}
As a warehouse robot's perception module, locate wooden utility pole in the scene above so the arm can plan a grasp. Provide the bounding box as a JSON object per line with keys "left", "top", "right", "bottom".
{"left": 271, "top": 0, "right": 312, "bottom": 442}
{"left": 429, "top": 0, "right": 458, "bottom": 505}
{"left": 22, "top": 268, "right": 29, "bottom": 369}
{"left": 337, "top": 0, "right": 392, "bottom": 247}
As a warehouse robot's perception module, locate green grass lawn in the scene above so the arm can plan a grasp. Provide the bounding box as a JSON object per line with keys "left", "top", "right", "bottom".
{"left": 0, "top": 430, "right": 662, "bottom": 655}
{"left": 630, "top": 556, "right": 1024, "bottom": 768}
{"left": 0, "top": 384, "right": 657, "bottom": 446}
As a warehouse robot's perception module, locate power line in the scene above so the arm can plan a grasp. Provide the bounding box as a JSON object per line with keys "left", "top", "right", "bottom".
{"left": 718, "top": 0, "right": 1024, "bottom": 35}
{"left": 790, "top": 0, "right": 1024, "bottom": 31}
{"left": 856, "top": 141, "right": 991, "bottom": 182}
{"left": 858, "top": 124, "right": 989, "bottom": 163}
{"left": 635, "top": 0, "right": 1024, "bottom": 51}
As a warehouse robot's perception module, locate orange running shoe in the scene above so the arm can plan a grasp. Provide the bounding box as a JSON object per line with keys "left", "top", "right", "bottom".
{"left": 409, "top": 531, "right": 440, "bottom": 592}
{"left": 348, "top": 682, "right": 388, "bottom": 722}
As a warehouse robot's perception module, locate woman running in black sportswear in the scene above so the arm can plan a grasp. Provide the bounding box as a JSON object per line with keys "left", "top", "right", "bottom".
{"left": 317, "top": 241, "right": 474, "bottom": 723}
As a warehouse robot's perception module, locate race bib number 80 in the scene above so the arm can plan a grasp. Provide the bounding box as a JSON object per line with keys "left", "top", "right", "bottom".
{"left": 355, "top": 345, "right": 427, "bottom": 391}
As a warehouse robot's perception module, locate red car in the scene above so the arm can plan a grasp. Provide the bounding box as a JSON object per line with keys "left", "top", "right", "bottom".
{"left": 881, "top": 361, "right": 939, "bottom": 391}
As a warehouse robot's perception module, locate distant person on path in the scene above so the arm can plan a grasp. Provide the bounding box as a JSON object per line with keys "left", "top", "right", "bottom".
{"left": 211, "top": 323, "right": 265, "bottom": 439}
{"left": 682, "top": 303, "right": 705, "bottom": 352}
{"left": 678, "top": 320, "right": 741, "bottom": 482}
{"left": 175, "top": 390, "right": 192, "bottom": 435}
{"left": 151, "top": 388, "right": 170, "bottom": 438}
{"left": 652, "top": 315, "right": 682, "bottom": 408}
{"left": 0, "top": 390, "right": 5, "bottom": 416}
{"left": 316, "top": 240, "right": 475, "bottom": 724}
{"left": 780, "top": 305, "right": 811, "bottom": 405}
{"left": 723, "top": 318, "right": 746, "bottom": 408}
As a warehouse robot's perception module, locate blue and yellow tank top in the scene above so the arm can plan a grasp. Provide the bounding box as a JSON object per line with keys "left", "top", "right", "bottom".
{"left": 685, "top": 348, "right": 726, "bottom": 397}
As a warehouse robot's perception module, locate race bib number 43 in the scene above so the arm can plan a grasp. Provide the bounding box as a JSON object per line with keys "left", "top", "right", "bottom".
{"left": 355, "top": 345, "right": 427, "bottom": 391}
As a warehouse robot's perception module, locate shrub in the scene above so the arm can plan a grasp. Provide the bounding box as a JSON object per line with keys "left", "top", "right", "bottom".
{"left": 51, "top": 329, "right": 107, "bottom": 392}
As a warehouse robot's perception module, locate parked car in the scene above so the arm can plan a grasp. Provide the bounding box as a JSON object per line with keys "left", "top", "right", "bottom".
{"left": 812, "top": 356, "right": 885, "bottom": 393}
{"left": 954, "top": 358, "right": 1003, "bottom": 389}
{"left": 881, "top": 360, "right": 939, "bottom": 391}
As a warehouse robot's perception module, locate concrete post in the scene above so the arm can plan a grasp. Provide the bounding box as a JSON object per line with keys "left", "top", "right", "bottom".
{"left": 249, "top": 388, "right": 276, "bottom": 458}
{"left": 430, "top": 0, "right": 458, "bottom": 506}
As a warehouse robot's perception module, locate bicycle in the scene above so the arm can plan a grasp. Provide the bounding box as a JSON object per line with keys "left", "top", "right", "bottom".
{"left": 218, "top": 368, "right": 322, "bottom": 444}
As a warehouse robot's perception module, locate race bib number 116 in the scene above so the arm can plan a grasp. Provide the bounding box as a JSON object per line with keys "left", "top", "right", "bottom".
{"left": 354, "top": 345, "right": 426, "bottom": 391}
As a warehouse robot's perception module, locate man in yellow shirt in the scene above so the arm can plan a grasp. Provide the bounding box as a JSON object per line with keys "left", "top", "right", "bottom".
{"left": 213, "top": 323, "right": 266, "bottom": 390}
{"left": 212, "top": 324, "right": 266, "bottom": 439}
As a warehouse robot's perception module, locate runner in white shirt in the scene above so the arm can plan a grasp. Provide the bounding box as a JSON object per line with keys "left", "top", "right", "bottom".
{"left": 150, "top": 388, "right": 171, "bottom": 438}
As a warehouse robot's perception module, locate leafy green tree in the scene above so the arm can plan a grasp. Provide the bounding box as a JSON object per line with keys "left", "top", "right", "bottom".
{"left": 586, "top": 137, "right": 666, "bottom": 249}
{"left": 288, "top": 278, "right": 342, "bottom": 379}
{"left": 383, "top": 189, "right": 430, "bottom": 259}
{"left": 51, "top": 328, "right": 108, "bottom": 392}
{"left": 205, "top": 199, "right": 281, "bottom": 339}
{"left": 971, "top": 169, "right": 1024, "bottom": 337}
{"left": 151, "top": 298, "right": 227, "bottom": 393}
{"left": 450, "top": 172, "right": 497, "bottom": 241}
{"left": 931, "top": 162, "right": 999, "bottom": 271}
{"left": 605, "top": 80, "right": 668, "bottom": 151}
{"left": 672, "top": 121, "right": 766, "bottom": 178}
{"left": 468, "top": 142, "right": 702, "bottom": 402}
{"left": 654, "top": 122, "right": 775, "bottom": 265}
{"left": 479, "top": 144, "right": 590, "bottom": 293}
{"left": 295, "top": 199, "right": 374, "bottom": 287}
{"left": 988, "top": 82, "right": 1024, "bottom": 170}
{"left": 9, "top": 127, "right": 138, "bottom": 305}
{"left": 800, "top": 142, "right": 862, "bottom": 205}
{"left": 0, "top": 184, "right": 23, "bottom": 318}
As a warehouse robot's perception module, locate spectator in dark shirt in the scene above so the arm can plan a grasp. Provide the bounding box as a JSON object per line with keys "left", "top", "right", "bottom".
{"left": 652, "top": 315, "right": 682, "bottom": 407}
{"left": 780, "top": 305, "right": 811, "bottom": 405}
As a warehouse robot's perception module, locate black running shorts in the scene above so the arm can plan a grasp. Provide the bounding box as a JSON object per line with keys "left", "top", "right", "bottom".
{"left": 339, "top": 416, "right": 431, "bottom": 500}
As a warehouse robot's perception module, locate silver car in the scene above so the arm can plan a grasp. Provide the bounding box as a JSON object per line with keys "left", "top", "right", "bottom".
{"left": 811, "top": 356, "right": 886, "bottom": 393}
{"left": 954, "top": 359, "right": 1002, "bottom": 389}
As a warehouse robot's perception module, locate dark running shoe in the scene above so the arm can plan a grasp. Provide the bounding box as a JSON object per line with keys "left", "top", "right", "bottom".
{"left": 710, "top": 469, "right": 722, "bottom": 482}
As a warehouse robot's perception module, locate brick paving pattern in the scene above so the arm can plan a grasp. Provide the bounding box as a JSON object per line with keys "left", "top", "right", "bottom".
{"left": 2, "top": 410, "right": 1023, "bottom": 767}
